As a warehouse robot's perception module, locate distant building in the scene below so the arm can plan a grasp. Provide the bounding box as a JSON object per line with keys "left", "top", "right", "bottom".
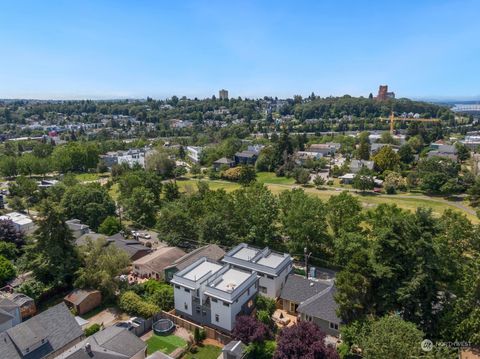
{"left": 349, "top": 159, "right": 374, "bottom": 173}
{"left": 186, "top": 146, "right": 203, "bottom": 163}
{"left": 66, "top": 219, "right": 90, "bottom": 239}
{"left": 376, "top": 85, "right": 395, "bottom": 100}
{"left": 213, "top": 157, "right": 235, "bottom": 171}
{"left": 234, "top": 151, "right": 258, "bottom": 165}
{"left": 100, "top": 148, "right": 151, "bottom": 169}
{"left": 308, "top": 143, "right": 341, "bottom": 156}
{"left": 0, "top": 212, "right": 34, "bottom": 233}
{"left": 219, "top": 89, "right": 229, "bottom": 100}
{"left": 427, "top": 144, "right": 458, "bottom": 161}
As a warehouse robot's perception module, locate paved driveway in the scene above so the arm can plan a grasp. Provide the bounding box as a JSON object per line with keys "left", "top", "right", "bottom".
{"left": 84, "top": 307, "right": 129, "bottom": 328}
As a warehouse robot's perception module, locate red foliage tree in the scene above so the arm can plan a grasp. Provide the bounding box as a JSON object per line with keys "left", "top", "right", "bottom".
{"left": 274, "top": 321, "right": 339, "bottom": 359}
{"left": 232, "top": 315, "right": 272, "bottom": 344}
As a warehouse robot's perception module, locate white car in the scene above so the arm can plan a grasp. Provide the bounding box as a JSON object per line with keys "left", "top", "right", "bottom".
{"left": 143, "top": 233, "right": 151, "bottom": 239}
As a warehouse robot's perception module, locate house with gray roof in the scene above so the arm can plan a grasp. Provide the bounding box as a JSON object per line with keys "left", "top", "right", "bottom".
{"left": 76, "top": 232, "right": 151, "bottom": 261}
{"left": 56, "top": 325, "right": 147, "bottom": 359}
{"left": 0, "top": 296, "right": 21, "bottom": 333}
{"left": 350, "top": 159, "right": 374, "bottom": 173}
{"left": 279, "top": 274, "right": 340, "bottom": 336}
{"left": 0, "top": 302, "right": 84, "bottom": 359}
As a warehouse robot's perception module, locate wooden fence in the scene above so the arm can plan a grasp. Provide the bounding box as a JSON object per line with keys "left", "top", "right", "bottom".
{"left": 158, "top": 310, "right": 232, "bottom": 344}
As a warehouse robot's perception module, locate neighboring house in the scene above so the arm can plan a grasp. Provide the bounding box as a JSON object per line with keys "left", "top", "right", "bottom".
{"left": 0, "top": 302, "right": 84, "bottom": 359}
{"left": 220, "top": 340, "right": 246, "bottom": 359}
{"left": 164, "top": 244, "right": 226, "bottom": 282}
{"left": 66, "top": 219, "right": 90, "bottom": 239}
{"left": 213, "top": 157, "right": 236, "bottom": 171}
{"left": 56, "top": 325, "right": 147, "bottom": 359}
{"left": 186, "top": 146, "right": 203, "bottom": 163}
{"left": 279, "top": 274, "right": 340, "bottom": 336}
{"left": 370, "top": 143, "right": 399, "bottom": 154}
{"left": 64, "top": 289, "right": 102, "bottom": 316}
{"left": 171, "top": 257, "right": 258, "bottom": 333}
{"left": 308, "top": 143, "right": 341, "bottom": 156}
{"left": 76, "top": 232, "right": 151, "bottom": 261}
{"left": 37, "top": 179, "right": 59, "bottom": 189}
{"left": 222, "top": 243, "right": 292, "bottom": 298}
{"left": 0, "top": 297, "right": 21, "bottom": 333}
{"left": 349, "top": 159, "right": 374, "bottom": 173}
{"left": 2, "top": 271, "right": 34, "bottom": 292}
{"left": 234, "top": 151, "right": 258, "bottom": 165}
{"left": 294, "top": 151, "right": 323, "bottom": 165}
{"left": 0, "top": 212, "right": 34, "bottom": 233}
{"left": 132, "top": 247, "right": 186, "bottom": 280}
{"left": 4, "top": 293, "right": 36, "bottom": 320}
{"left": 339, "top": 173, "right": 355, "bottom": 184}
{"left": 427, "top": 144, "right": 458, "bottom": 161}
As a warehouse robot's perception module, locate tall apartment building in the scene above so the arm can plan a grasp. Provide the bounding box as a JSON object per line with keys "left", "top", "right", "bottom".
{"left": 219, "top": 89, "right": 229, "bottom": 100}
{"left": 222, "top": 244, "right": 292, "bottom": 298}
{"left": 171, "top": 258, "right": 258, "bottom": 332}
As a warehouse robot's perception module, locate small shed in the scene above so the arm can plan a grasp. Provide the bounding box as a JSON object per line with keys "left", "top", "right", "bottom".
{"left": 64, "top": 289, "right": 102, "bottom": 315}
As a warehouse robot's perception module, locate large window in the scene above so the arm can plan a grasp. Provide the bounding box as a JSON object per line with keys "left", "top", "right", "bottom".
{"left": 329, "top": 322, "right": 339, "bottom": 330}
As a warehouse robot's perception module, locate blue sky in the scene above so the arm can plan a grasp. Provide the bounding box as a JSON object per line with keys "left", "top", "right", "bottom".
{"left": 0, "top": 0, "right": 479, "bottom": 100}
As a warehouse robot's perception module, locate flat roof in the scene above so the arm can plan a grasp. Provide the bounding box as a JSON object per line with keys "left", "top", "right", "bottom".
{"left": 256, "top": 252, "right": 285, "bottom": 268}
{"left": 214, "top": 268, "right": 251, "bottom": 292}
{"left": 233, "top": 247, "right": 259, "bottom": 261}
{"left": 183, "top": 261, "right": 222, "bottom": 281}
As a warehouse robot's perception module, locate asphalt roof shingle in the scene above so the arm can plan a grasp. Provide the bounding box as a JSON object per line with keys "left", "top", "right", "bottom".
{"left": 279, "top": 274, "right": 330, "bottom": 303}
{"left": 4, "top": 302, "right": 84, "bottom": 359}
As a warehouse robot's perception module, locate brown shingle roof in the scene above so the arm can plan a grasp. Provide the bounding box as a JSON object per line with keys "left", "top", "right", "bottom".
{"left": 133, "top": 247, "right": 186, "bottom": 273}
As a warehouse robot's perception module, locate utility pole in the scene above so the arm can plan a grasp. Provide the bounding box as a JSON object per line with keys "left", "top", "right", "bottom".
{"left": 304, "top": 247, "right": 312, "bottom": 279}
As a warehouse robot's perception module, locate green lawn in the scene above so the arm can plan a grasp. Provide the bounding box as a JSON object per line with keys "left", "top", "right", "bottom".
{"left": 146, "top": 334, "right": 188, "bottom": 355}
{"left": 183, "top": 345, "right": 222, "bottom": 359}
{"left": 256, "top": 171, "right": 295, "bottom": 185}
{"left": 75, "top": 173, "right": 101, "bottom": 181}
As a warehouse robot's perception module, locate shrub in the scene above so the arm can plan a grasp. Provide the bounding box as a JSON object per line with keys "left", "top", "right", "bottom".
{"left": 85, "top": 323, "right": 101, "bottom": 337}
{"left": 119, "top": 291, "right": 160, "bottom": 318}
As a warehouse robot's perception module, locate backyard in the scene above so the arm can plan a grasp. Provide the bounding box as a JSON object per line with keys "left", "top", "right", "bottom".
{"left": 182, "top": 344, "right": 222, "bottom": 359}
{"left": 146, "top": 334, "right": 188, "bottom": 355}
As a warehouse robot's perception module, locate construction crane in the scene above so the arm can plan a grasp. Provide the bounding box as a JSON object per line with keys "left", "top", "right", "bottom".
{"left": 387, "top": 111, "right": 440, "bottom": 134}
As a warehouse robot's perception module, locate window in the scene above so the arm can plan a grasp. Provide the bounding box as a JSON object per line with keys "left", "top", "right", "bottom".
{"left": 260, "top": 286, "right": 267, "bottom": 294}
{"left": 184, "top": 303, "right": 188, "bottom": 310}
{"left": 247, "top": 288, "right": 250, "bottom": 295}
{"left": 196, "top": 306, "right": 200, "bottom": 314}
{"left": 196, "top": 289, "right": 199, "bottom": 297}
{"left": 175, "top": 285, "right": 180, "bottom": 289}
{"left": 223, "top": 301, "right": 229, "bottom": 307}
{"left": 330, "top": 322, "right": 339, "bottom": 330}
{"left": 184, "top": 288, "right": 190, "bottom": 293}
{"left": 215, "top": 314, "right": 219, "bottom": 322}
{"left": 247, "top": 299, "right": 254, "bottom": 308}
{"left": 212, "top": 298, "right": 218, "bottom": 303}
{"left": 267, "top": 275, "right": 274, "bottom": 279}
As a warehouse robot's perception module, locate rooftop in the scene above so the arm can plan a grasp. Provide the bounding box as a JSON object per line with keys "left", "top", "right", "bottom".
{"left": 223, "top": 243, "right": 292, "bottom": 276}
{"left": 183, "top": 260, "right": 222, "bottom": 281}
{"left": 233, "top": 247, "right": 259, "bottom": 261}
{"left": 165, "top": 244, "right": 225, "bottom": 273}
{"left": 212, "top": 268, "right": 251, "bottom": 292}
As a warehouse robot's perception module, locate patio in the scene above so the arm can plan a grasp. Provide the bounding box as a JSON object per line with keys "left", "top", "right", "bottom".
{"left": 272, "top": 309, "right": 297, "bottom": 328}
